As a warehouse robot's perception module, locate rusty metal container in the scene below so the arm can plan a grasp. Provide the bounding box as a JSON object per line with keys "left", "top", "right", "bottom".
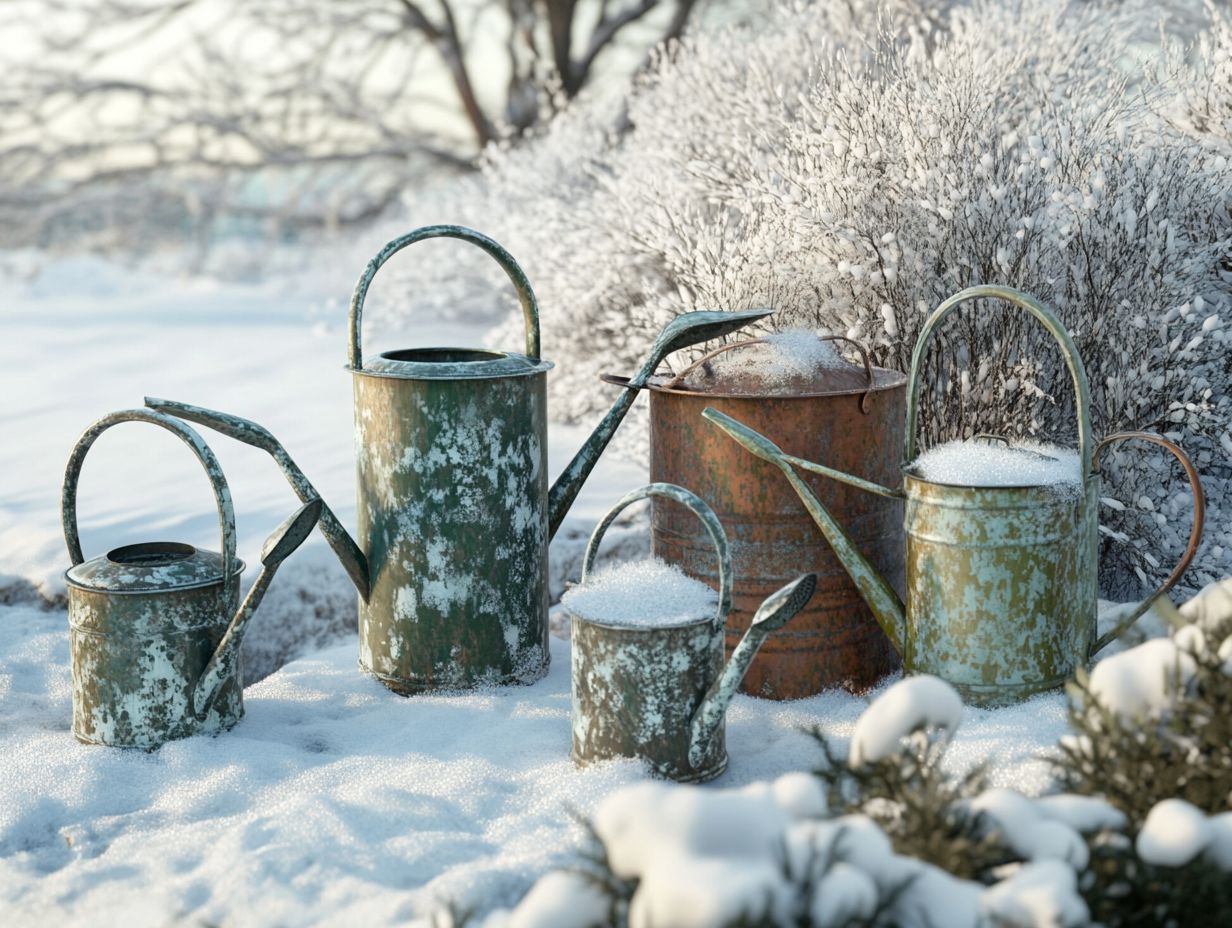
{"left": 605, "top": 336, "right": 906, "bottom": 699}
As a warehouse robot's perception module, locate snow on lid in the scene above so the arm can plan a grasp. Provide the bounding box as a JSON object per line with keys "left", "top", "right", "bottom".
{"left": 848, "top": 674, "right": 963, "bottom": 766}
{"left": 681, "top": 329, "right": 866, "bottom": 394}
{"left": 562, "top": 557, "right": 718, "bottom": 627}
{"left": 911, "top": 440, "right": 1083, "bottom": 491}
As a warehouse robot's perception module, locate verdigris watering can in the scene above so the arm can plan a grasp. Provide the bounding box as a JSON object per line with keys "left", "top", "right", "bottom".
{"left": 704, "top": 285, "right": 1206, "bottom": 706}
{"left": 63, "top": 409, "right": 322, "bottom": 748}
{"left": 147, "top": 225, "right": 769, "bottom": 693}
{"left": 567, "top": 483, "right": 816, "bottom": 782}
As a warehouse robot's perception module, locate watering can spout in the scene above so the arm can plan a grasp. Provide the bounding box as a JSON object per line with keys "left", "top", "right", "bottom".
{"left": 688, "top": 574, "right": 817, "bottom": 768}
{"left": 546, "top": 309, "right": 773, "bottom": 540}
{"left": 701, "top": 407, "right": 908, "bottom": 655}
{"left": 192, "top": 497, "right": 323, "bottom": 720}
{"left": 145, "top": 397, "right": 372, "bottom": 602}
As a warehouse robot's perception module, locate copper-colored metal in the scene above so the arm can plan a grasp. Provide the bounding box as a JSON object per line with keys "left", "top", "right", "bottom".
{"left": 608, "top": 356, "right": 907, "bottom": 700}
{"left": 1093, "top": 431, "right": 1207, "bottom": 596}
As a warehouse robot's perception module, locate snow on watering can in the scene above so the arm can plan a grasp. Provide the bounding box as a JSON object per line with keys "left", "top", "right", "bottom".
{"left": 703, "top": 285, "right": 1206, "bottom": 706}
{"left": 565, "top": 483, "right": 816, "bottom": 782}
{"left": 146, "top": 225, "right": 769, "bottom": 693}
{"left": 62, "top": 409, "right": 322, "bottom": 748}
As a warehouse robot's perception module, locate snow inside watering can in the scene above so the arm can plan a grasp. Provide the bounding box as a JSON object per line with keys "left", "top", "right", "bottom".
{"left": 564, "top": 483, "right": 816, "bottom": 782}
{"left": 146, "top": 225, "right": 770, "bottom": 693}
{"left": 62, "top": 409, "right": 321, "bottom": 748}
{"left": 704, "top": 285, "right": 1206, "bottom": 707}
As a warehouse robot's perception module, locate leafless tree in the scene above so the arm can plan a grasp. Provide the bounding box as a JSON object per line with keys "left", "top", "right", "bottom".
{"left": 0, "top": 0, "right": 703, "bottom": 252}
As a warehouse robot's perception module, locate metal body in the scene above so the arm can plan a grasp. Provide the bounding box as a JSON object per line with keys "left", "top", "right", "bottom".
{"left": 569, "top": 483, "right": 813, "bottom": 782}
{"left": 612, "top": 338, "right": 905, "bottom": 699}
{"left": 148, "top": 226, "right": 770, "bottom": 694}
{"left": 704, "top": 286, "right": 1206, "bottom": 706}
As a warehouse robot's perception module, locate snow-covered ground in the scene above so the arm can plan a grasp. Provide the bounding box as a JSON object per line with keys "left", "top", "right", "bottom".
{"left": 0, "top": 255, "right": 1179, "bottom": 925}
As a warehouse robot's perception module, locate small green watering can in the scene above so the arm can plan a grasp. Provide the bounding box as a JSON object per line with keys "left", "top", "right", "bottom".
{"left": 704, "top": 286, "right": 1206, "bottom": 706}
{"left": 63, "top": 409, "right": 322, "bottom": 748}
{"left": 568, "top": 483, "right": 816, "bottom": 782}
{"left": 147, "top": 225, "right": 768, "bottom": 693}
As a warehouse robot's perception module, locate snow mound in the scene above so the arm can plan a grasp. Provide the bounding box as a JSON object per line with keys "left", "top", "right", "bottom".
{"left": 969, "top": 789, "right": 1088, "bottom": 868}
{"left": 912, "top": 440, "right": 1082, "bottom": 492}
{"left": 1086, "top": 638, "right": 1197, "bottom": 718}
{"left": 561, "top": 557, "right": 718, "bottom": 627}
{"left": 848, "top": 674, "right": 963, "bottom": 766}
{"left": 979, "top": 860, "right": 1088, "bottom": 928}
{"left": 1137, "top": 799, "right": 1214, "bottom": 867}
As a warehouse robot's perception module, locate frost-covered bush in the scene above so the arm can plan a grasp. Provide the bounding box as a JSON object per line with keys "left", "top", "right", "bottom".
{"left": 374, "top": 0, "right": 1232, "bottom": 598}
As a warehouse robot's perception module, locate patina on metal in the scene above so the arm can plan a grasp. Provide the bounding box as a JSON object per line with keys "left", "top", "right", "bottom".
{"left": 603, "top": 335, "right": 905, "bottom": 700}
{"left": 569, "top": 482, "right": 816, "bottom": 782}
{"left": 703, "top": 285, "right": 1206, "bottom": 706}
{"left": 63, "top": 409, "right": 321, "bottom": 748}
{"left": 149, "top": 225, "right": 770, "bottom": 694}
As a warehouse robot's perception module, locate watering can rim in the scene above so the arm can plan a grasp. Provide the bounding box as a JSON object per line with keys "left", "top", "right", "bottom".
{"left": 899, "top": 463, "right": 1096, "bottom": 496}
{"left": 65, "top": 545, "right": 246, "bottom": 595}
{"left": 599, "top": 369, "right": 908, "bottom": 400}
{"left": 346, "top": 347, "right": 554, "bottom": 382}
{"left": 566, "top": 606, "right": 719, "bottom": 633}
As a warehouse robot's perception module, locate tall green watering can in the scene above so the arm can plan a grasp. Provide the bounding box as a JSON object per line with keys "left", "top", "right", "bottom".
{"left": 704, "top": 286, "right": 1206, "bottom": 706}
{"left": 148, "top": 225, "right": 768, "bottom": 693}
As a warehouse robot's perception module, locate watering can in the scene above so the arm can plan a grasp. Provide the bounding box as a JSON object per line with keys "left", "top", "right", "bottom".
{"left": 568, "top": 483, "right": 816, "bottom": 782}
{"left": 703, "top": 286, "right": 1206, "bottom": 706}
{"left": 63, "top": 409, "right": 322, "bottom": 748}
{"left": 146, "top": 225, "right": 769, "bottom": 693}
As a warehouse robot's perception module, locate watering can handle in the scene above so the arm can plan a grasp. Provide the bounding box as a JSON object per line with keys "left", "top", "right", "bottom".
{"left": 347, "top": 224, "right": 541, "bottom": 368}
{"left": 1090, "top": 431, "right": 1207, "bottom": 653}
{"left": 904, "top": 285, "right": 1094, "bottom": 477}
{"left": 661, "top": 335, "right": 876, "bottom": 412}
{"left": 581, "top": 483, "right": 732, "bottom": 627}
{"left": 62, "top": 409, "right": 239, "bottom": 606}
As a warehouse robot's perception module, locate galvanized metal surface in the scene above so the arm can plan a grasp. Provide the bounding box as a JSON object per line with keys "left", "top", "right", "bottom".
{"left": 62, "top": 409, "right": 245, "bottom": 748}
{"left": 570, "top": 483, "right": 733, "bottom": 782}
{"left": 608, "top": 338, "right": 906, "bottom": 699}
{"left": 569, "top": 483, "right": 814, "bottom": 782}
{"left": 63, "top": 410, "right": 321, "bottom": 747}
{"left": 704, "top": 285, "right": 1206, "bottom": 706}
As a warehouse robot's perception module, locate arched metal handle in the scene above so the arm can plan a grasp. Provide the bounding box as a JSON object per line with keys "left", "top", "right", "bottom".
{"left": 905, "top": 285, "right": 1094, "bottom": 478}
{"left": 62, "top": 409, "right": 238, "bottom": 606}
{"left": 347, "top": 224, "right": 541, "bottom": 369}
{"left": 1091, "top": 430, "right": 1207, "bottom": 653}
{"left": 581, "top": 483, "right": 732, "bottom": 628}
{"left": 661, "top": 335, "right": 876, "bottom": 412}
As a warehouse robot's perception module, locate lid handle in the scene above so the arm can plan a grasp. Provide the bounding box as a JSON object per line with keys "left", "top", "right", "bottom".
{"left": 62, "top": 409, "right": 238, "bottom": 605}
{"left": 348, "top": 224, "right": 541, "bottom": 369}
{"left": 581, "top": 483, "right": 732, "bottom": 628}
{"left": 904, "top": 285, "right": 1093, "bottom": 477}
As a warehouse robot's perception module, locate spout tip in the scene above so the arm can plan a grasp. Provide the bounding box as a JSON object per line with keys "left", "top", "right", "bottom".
{"left": 260, "top": 498, "right": 324, "bottom": 566}
{"left": 751, "top": 573, "right": 817, "bottom": 632}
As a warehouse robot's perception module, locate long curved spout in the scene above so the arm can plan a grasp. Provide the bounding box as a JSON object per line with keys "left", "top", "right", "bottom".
{"left": 547, "top": 308, "right": 772, "bottom": 539}
{"left": 688, "top": 574, "right": 817, "bottom": 768}
{"left": 193, "top": 498, "right": 322, "bottom": 719}
{"left": 145, "top": 397, "right": 371, "bottom": 602}
{"left": 701, "top": 407, "right": 908, "bottom": 655}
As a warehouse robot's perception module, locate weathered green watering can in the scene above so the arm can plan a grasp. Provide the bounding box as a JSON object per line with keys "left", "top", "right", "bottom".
{"left": 704, "top": 286, "right": 1206, "bottom": 706}
{"left": 567, "top": 483, "right": 816, "bottom": 782}
{"left": 148, "top": 225, "right": 769, "bottom": 693}
{"left": 63, "top": 409, "right": 322, "bottom": 748}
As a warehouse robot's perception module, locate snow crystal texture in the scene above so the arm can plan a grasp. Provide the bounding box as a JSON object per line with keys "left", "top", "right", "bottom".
{"left": 562, "top": 557, "right": 718, "bottom": 627}
{"left": 912, "top": 440, "right": 1083, "bottom": 490}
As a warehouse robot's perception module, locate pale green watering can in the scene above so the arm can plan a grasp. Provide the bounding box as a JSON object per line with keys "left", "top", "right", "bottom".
{"left": 704, "top": 286, "right": 1206, "bottom": 706}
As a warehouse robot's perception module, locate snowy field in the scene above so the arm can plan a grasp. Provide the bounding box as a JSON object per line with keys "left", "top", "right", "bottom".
{"left": 0, "top": 256, "right": 1178, "bottom": 924}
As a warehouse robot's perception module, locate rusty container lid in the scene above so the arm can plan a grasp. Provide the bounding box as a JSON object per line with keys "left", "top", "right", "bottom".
{"left": 605, "top": 335, "right": 907, "bottom": 409}
{"left": 354, "top": 347, "right": 553, "bottom": 381}
{"left": 66, "top": 542, "right": 245, "bottom": 594}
